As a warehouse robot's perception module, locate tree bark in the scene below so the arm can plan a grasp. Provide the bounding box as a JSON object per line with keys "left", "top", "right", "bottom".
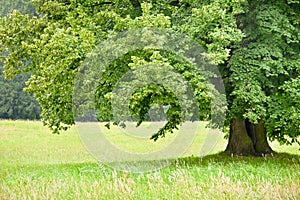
{"left": 245, "top": 119, "right": 273, "bottom": 154}
{"left": 225, "top": 118, "right": 256, "bottom": 155}
{"left": 225, "top": 118, "right": 273, "bottom": 155}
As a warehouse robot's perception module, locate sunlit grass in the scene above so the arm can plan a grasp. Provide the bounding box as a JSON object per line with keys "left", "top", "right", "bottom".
{"left": 0, "top": 120, "right": 299, "bottom": 199}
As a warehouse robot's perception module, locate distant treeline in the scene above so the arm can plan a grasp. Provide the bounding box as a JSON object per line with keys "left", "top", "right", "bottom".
{"left": 0, "top": 63, "right": 41, "bottom": 120}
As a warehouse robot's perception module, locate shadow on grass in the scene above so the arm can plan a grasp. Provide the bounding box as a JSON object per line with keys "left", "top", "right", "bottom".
{"left": 175, "top": 151, "right": 300, "bottom": 168}
{"left": 3, "top": 152, "right": 299, "bottom": 176}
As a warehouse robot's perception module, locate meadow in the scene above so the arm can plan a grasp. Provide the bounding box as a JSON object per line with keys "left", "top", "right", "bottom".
{"left": 0, "top": 120, "right": 299, "bottom": 199}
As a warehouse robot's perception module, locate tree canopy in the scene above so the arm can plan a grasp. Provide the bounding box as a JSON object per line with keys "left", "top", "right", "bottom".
{"left": 0, "top": 0, "right": 299, "bottom": 155}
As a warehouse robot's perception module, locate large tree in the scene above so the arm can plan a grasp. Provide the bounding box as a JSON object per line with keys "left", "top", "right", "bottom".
{"left": 0, "top": 0, "right": 299, "bottom": 155}
{"left": 225, "top": 0, "right": 300, "bottom": 154}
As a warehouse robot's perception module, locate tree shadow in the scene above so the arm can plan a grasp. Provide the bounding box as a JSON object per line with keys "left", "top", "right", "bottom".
{"left": 174, "top": 151, "right": 300, "bottom": 167}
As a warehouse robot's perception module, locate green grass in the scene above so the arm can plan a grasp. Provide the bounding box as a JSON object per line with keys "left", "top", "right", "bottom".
{"left": 0, "top": 120, "right": 299, "bottom": 199}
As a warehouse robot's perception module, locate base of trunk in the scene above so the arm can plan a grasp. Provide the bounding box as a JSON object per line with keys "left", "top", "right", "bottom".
{"left": 245, "top": 119, "right": 273, "bottom": 154}
{"left": 225, "top": 118, "right": 273, "bottom": 156}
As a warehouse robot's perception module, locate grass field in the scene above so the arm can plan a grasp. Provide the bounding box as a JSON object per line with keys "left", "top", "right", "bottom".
{"left": 0, "top": 120, "right": 299, "bottom": 199}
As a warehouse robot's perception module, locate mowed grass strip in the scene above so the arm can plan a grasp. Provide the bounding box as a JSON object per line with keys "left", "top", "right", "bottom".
{"left": 0, "top": 120, "right": 299, "bottom": 199}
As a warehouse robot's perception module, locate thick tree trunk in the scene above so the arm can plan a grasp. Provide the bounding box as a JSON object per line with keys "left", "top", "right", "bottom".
{"left": 225, "top": 118, "right": 273, "bottom": 156}
{"left": 245, "top": 119, "right": 273, "bottom": 154}
{"left": 225, "top": 118, "right": 256, "bottom": 155}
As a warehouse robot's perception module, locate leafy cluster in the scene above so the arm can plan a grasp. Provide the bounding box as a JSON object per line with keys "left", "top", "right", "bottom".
{"left": 96, "top": 49, "right": 210, "bottom": 140}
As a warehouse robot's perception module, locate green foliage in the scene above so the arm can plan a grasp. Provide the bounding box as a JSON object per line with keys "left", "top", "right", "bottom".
{"left": 173, "top": 0, "right": 246, "bottom": 65}
{"left": 96, "top": 49, "right": 210, "bottom": 140}
{"left": 266, "top": 78, "right": 300, "bottom": 145}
